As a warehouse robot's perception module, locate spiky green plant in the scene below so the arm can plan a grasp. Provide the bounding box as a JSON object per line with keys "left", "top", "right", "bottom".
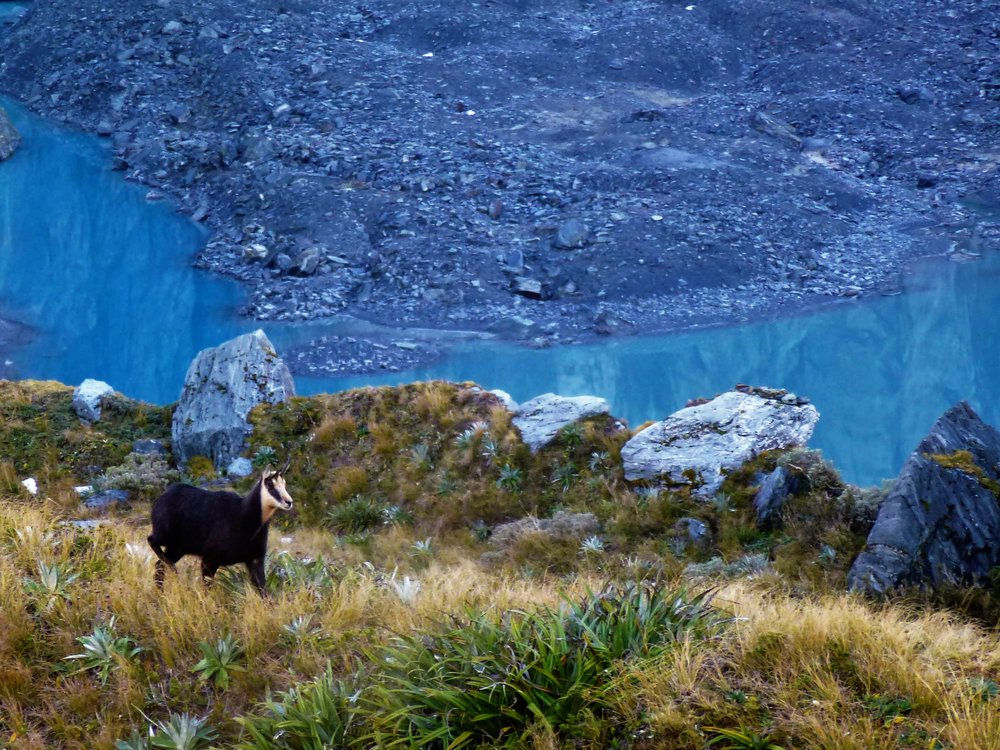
{"left": 23, "top": 559, "right": 78, "bottom": 612}
{"left": 552, "top": 462, "right": 579, "bottom": 491}
{"left": 236, "top": 667, "right": 360, "bottom": 750}
{"left": 496, "top": 464, "right": 523, "bottom": 491}
{"left": 192, "top": 634, "right": 246, "bottom": 690}
{"left": 150, "top": 713, "right": 217, "bottom": 750}
{"left": 65, "top": 617, "right": 144, "bottom": 685}
{"left": 357, "top": 583, "right": 722, "bottom": 748}
{"left": 251, "top": 446, "right": 279, "bottom": 470}
{"left": 327, "top": 496, "right": 385, "bottom": 533}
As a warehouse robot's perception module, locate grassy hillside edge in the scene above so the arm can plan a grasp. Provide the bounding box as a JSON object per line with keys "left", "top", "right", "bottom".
{"left": 0, "top": 379, "right": 998, "bottom": 749}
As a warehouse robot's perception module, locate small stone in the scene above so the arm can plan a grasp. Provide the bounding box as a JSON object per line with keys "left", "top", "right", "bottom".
{"left": 488, "top": 199, "right": 503, "bottom": 220}
{"left": 84, "top": 489, "right": 131, "bottom": 511}
{"left": 673, "top": 517, "right": 710, "bottom": 546}
{"left": 896, "top": 84, "right": 934, "bottom": 105}
{"left": 754, "top": 466, "right": 801, "bottom": 528}
{"left": 226, "top": 457, "right": 254, "bottom": 478}
{"left": 553, "top": 218, "right": 590, "bottom": 249}
{"left": 133, "top": 438, "right": 167, "bottom": 455}
{"left": 162, "top": 20, "right": 183, "bottom": 34}
{"left": 502, "top": 249, "right": 524, "bottom": 270}
{"left": 293, "top": 247, "right": 321, "bottom": 276}
{"left": 21, "top": 478, "right": 37, "bottom": 496}
{"left": 513, "top": 393, "right": 611, "bottom": 452}
{"left": 243, "top": 243, "right": 269, "bottom": 260}
{"left": 167, "top": 103, "right": 191, "bottom": 124}
{"left": 0, "top": 106, "right": 22, "bottom": 161}
{"left": 512, "top": 276, "right": 544, "bottom": 299}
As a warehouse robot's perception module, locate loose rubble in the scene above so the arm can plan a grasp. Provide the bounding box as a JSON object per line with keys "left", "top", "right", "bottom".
{"left": 1, "top": 0, "right": 998, "bottom": 367}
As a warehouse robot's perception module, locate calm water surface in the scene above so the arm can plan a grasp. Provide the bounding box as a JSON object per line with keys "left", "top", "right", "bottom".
{"left": 1, "top": 99, "right": 996, "bottom": 486}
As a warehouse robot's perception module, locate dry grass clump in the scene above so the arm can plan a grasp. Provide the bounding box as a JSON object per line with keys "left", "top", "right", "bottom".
{"left": 612, "top": 582, "right": 1000, "bottom": 749}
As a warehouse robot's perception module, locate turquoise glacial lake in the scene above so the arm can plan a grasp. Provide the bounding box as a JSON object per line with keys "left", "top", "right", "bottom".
{"left": 0, "top": 98, "right": 995, "bottom": 487}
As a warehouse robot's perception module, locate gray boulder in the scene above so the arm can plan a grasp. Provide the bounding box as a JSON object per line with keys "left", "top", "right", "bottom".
{"left": 226, "top": 457, "right": 254, "bottom": 478}
{"left": 848, "top": 402, "right": 1000, "bottom": 595}
{"left": 754, "top": 466, "right": 802, "bottom": 528}
{"left": 553, "top": 218, "right": 589, "bottom": 249}
{"left": 0, "top": 107, "right": 21, "bottom": 161}
{"left": 513, "top": 393, "right": 611, "bottom": 452}
{"left": 172, "top": 330, "right": 295, "bottom": 468}
{"left": 621, "top": 386, "right": 819, "bottom": 497}
{"left": 133, "top": 438, "right": 167, "bottom": 456}
{"left": 84, "top": 489, "right": 131, "bottom": 511}
{"left": 72, "top": 379, "right": 115, "bottom": 422}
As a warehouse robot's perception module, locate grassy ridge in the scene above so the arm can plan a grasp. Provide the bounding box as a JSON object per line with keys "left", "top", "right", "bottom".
{"left": 0, "top": 379, "right": 998, "bottom": 748}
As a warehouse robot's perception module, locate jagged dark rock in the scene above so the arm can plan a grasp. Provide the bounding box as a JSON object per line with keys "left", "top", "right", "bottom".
{"left": 848, "top": 402, "right": 1000, "bottom": 594}
{"left": 84, "top": 488, "right": 131, "bottom": 511}
{"left": 171, "top": 330, "right": 295, "bottom": 469}
{"left": 754, "top": 466, "right": 802, "bottom": 528}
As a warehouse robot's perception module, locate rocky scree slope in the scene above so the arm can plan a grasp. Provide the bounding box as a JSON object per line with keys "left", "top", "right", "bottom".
{"left": 1, "top": 0, "right": 999, "bottom": 359}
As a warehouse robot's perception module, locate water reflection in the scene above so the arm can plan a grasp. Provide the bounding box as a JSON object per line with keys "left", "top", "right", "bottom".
{"left": 1, "top": 98, "right": 997, "bottom": 486}
{"left": 0, "top": 99, "right": 247, "bottom": 398}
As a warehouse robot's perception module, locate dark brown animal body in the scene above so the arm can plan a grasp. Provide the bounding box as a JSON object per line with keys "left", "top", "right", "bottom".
{"left": 147, "top": 470, "right": 293, "bottom": 593}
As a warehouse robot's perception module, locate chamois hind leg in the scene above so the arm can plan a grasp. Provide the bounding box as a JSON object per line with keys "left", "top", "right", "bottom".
{"left": 245, "top": 557, "right": 267, "bottom": 595}
{"left": 148, "top": 536, "right": 180, "bottom": 588}
{"left": 200, "top": 559, "right": 219, "bottom": 586}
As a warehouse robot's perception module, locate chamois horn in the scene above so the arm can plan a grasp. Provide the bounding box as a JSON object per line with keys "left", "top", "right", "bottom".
{"left": 278, "top": 454, "right": 292, "bottom": 475}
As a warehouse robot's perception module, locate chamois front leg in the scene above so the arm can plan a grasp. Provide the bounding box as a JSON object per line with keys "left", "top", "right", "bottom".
{"left": 246, "top": 557, "right": 267, "bottom": 595}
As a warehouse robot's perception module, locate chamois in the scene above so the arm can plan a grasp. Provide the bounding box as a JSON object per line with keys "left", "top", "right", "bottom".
{"left": 147, "top": 463, "right": 293, "bottom": 593}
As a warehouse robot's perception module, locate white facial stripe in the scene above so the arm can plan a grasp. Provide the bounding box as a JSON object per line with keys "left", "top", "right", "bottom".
{"left": 259, "top": 474, "right": 293, "bottom": 524}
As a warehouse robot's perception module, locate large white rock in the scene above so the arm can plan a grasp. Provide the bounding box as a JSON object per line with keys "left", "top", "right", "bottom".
{"left": 513, "top": 393, "right": 610, "bottom": 452}
{"left": 72, "top": 379, "right": 115, "bottom": 422}
{"left": 621, "top": 388, "right": 819, "bottom": 497}
{"left": 172, "top": 330, "right": 294, "bottom": 468}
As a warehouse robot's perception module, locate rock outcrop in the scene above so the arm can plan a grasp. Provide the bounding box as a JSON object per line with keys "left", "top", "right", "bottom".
{"left": 171, "top": 330, "right": 295, "bottom": 468}
{"left": 512, "top": 393, "right": 611, "bottom": 452}
{"left": 0, "top": 107, "right": 20, "bottom": 161}
{"left": 621, "top": 386, "right": 819, "bottom": 497}
{"left": 72, "top": 379, "right": 115, "bottom": 422}
{"left": 848, "top": 402, "right": 1000, "bottom": 594}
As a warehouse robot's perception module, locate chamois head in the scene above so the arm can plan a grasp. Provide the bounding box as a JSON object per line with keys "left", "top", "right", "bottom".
{"left": 259, "top": 459, "right": 294, "bottom": 522}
